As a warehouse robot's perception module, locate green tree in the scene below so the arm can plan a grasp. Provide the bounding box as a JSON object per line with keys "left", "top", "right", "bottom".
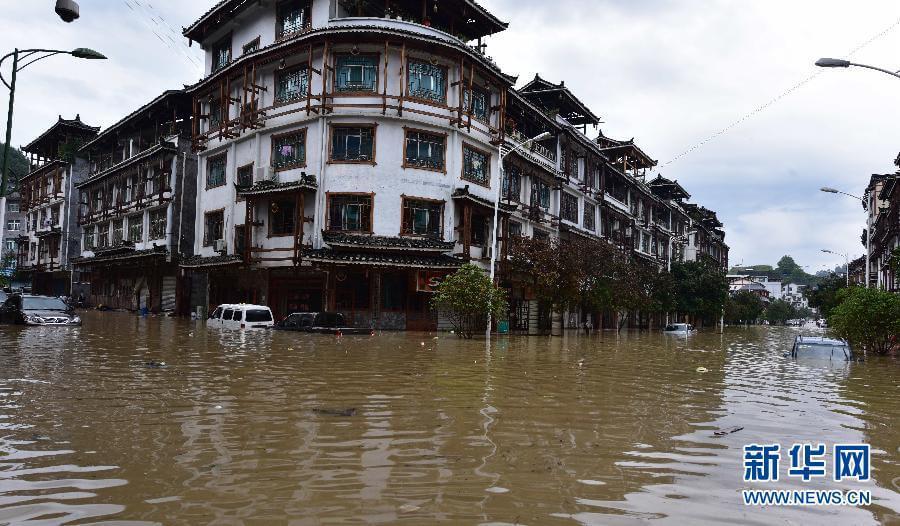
{"left": 432, "top": 264, "right": 507, "bottom": 339}
{"left": 765, "top": 299, "right": 796, "bottom": 325}
{"left": 725, "top": 291, "right": 765, "bottom": 325}
{"left": 829, "top": 287, "right": 900, "bottom": 355}
{"left": 0, "top": 143, "right": 29, "bottom": 195}
{"left": 671, "top": 259, "right": 728, "bottom": 326}
{"left": 805, "top": 274, "right": 846, "bottom": 318}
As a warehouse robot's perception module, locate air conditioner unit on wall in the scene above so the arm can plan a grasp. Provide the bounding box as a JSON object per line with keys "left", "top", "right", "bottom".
{"left": 214, "top": 239, "right": 226, "bottom": 253}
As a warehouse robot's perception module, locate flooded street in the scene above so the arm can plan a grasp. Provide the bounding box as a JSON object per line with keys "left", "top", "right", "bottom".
{"left": 0, "top": 312, "right": 898, "bottom": 525}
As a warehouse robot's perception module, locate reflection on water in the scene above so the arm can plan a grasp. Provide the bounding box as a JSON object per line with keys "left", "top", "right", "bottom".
{"left": 0, "top": 314, "right": 897, "bottom": 524}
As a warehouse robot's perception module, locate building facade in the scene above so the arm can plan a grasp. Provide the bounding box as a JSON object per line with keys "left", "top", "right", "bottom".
{"left": 72, "top": 90, "right": 198, "bottom": 313}
{"left": 16, "top": 116, "right": 99, "bottom": 296}
{"left": 864, "top": 167, "right": 898, "bottom": 292}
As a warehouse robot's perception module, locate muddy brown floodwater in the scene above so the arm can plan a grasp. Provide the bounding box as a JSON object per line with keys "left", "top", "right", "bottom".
{"left": 0, "top": 312, "right": 898, "bottom": 525}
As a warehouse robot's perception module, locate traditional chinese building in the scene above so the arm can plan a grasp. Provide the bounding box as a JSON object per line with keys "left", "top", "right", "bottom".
{"left": 865, "top": 166, "right": 899, "bottom": 291}
{"left": 72, "top": 90, "right": 198, "bottom": 312}
{"left": 17, "top": 116, "right": 99, "bottom": 296}
{"left": 180, "top": 0, "right": 514, "bottom": 327}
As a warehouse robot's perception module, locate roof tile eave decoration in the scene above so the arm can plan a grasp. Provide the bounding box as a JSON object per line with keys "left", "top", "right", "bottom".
{"left": 180, "top": 254, "right": 244, "bottom": 269}
{"left": 185, "top": 0, "right": 507, "bottom": 42}
{"left": 74, "top": 244, "right": 169, "bottom": 265}
{"left": 23, "top": 115, "right": 100, "bottom": 153}
{"left": 451, "top": 187, "right": 518, "bottom": 213}
{"left": 21, "top": 159, "right": 65, "bottom": 181}
{"left": 76, "top": 142, "right": 178, "bottom": 189}
{"left": 237, "top": 176, "right": 317, "bottom": 196}
{"left": 303, "top": 248, "right": 463, "bottom": 270}
{"left": 323, "top": 231, "right": 455, "bottom": 252}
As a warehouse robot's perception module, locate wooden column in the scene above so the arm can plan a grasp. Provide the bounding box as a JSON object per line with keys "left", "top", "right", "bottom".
{"left": 244, "top": 197, "right": 253, "bottom": 264}
{"left": 463, "top": 202, "right": 472, "bottom": 260}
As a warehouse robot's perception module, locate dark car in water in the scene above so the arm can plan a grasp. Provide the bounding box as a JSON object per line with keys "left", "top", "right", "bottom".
{"left": 791, "top": 336, "right": 853, "bottom": 361}
{"left": 275, "top": 312, "right": 374, "bottom": 336}
{"left": 0, "top": 294, "right": 82, "bottom": 326}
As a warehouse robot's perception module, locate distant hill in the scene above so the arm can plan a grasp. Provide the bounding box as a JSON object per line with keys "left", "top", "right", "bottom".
{"left": 0, "top": 143, "right": 29, "bottom": 195}
{"left": 729, "top": 255, "right": 822, "bottom": 287}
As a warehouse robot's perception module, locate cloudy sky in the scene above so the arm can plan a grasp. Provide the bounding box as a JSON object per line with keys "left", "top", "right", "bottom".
{"left": 3, "top": 0, "right": 900, "bottom": 271}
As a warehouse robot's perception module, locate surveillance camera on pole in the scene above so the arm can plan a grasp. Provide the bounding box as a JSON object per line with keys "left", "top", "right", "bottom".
{"left": 55, "top": 0, "right": 80, "bottom": 23}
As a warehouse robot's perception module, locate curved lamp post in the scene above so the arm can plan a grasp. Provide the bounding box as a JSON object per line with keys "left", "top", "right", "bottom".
{"left": 0, "top": 48, "right": 105, "bottom": 269}
{"left": 820, "top": 187, "right": 869, "bottom": 288}
{"left": 486, "top": 131, "right": 552, "bottom": 338}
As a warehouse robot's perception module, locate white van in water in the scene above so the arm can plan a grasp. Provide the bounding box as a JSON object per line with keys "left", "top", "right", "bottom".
{"left": 209, "top": 304, "right": 274, "bottom": 329}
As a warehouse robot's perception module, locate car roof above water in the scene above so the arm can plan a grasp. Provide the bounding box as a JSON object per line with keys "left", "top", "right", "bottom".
{"left": 796, "top": 336, "right": 847, "bottom": 346}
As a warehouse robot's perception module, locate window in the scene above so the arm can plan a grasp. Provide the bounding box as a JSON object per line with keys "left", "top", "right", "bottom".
{"left": 272, "top": 130, "right": 306, "bottom": 170}
{"left": 584, "top": 202, "right": 596, "bottom": 231}
{"left": 7, "top": 202, "right": 18, "bottom": 213}
{"left": 335, "top": 54, "right": 377, "bottom": 92}
{"left": 275, "top": 66, "right": 309, "bottom": 103}
{"left": 327, "top": 194, "right": 372, "bottom": 232}
{"left": 207, "top": 154, "right": 227, "bottom": 188}
{"left": 401, "top": 198, "right": 443, "bottom": 238}
{"left": 471, "top": 215, "right": 487, "bottom": 246}
{"left": 464, "top": 87, "right": 489, "bottom": 121}
{"left": 242, "top": 37, "right": 260, "bottom": 55}
{"left": 531, "top": 180, "right": 551, "bottom": 209}
{"left": 237, "top": 163, "right": 253, "bottom": 188}
{"left": 113, "top": 219, "right": 124, "bottom": 245}
{"left": 149, "top": 208, "right": 167, "bottom": 240}
{"left": 502, "top": 165, "right": 521, "bottom": 201}
{"left": 84, "top": 226, "right": 95, "bottom": 250}
{"left": 269, "top": 199, "right": 296, "bottom": 236}
{"left": 277, "top": 0, "right": 312, "bottom": 39}
{"left": 407, "top": 60, "right": 446, "bottom": 103}
{"left": 4, "top": 240, "right": 14, "bottom": 252}
{"left": 128, "top": 214, "right": 143, "bottom": 243}
{"left": 462, "top": 145, "right": 490, "bottom": 187}
{"left": 561, "top": 193, "right": 578, "bottom": 223}
{"left": 97, "top": 223, "right": 109, "bottom": 248}
{"left": 208, "top": 98, "right": 223, "bottom": 130}
{"left": 6, "top": 219, "right": 20, "bottom": 231}
{"left": 212, "top": 36, "right": 232, "bottom": 72}
{"left": 509, "top": 221, "right": 522, "bottom": 237}
{"left": 204, "top": 210, "right": 224, "bottom": 246}
{"left": 330, "top": 125, "right": 375, "bottom": 163}
{"left": 404, "top": 130, "right": 445, "bottom": 171}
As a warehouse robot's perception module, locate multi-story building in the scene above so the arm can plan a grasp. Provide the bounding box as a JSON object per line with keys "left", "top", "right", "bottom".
{"left": 16, "top": 116, "right": 98, "bottom": 296}
{"left": 72, "top": 90, "right": 198, "bottom": 312}
{"left": 174, "top": 0, "right": 729, "bottom": 330}
{"left": 3, "top": 190, "right": 23, "bottom": 261}
{"left": 864, "top": 166, "right": 898, "bottom": 291}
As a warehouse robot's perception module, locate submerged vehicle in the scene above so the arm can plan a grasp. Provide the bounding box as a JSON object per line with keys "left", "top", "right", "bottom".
{"left": 664, "top": 323, "right": 695, "bottom": 334}
{"left": 209, "top": 304, "right": 275, "bottom": 329}
{"left": 0, "top": 294, "right": 82, "bottom": 326}
{"left": 275, "top": 312, "right": 374, "bottom": 336}
{"left": 791, "top": 336, "right": 853, "bottom": 361}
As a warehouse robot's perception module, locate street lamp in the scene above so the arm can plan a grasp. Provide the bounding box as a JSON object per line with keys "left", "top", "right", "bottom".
{"left": 0, "top": 47, "right": 106, "bottom": 257}
{"left": 821, "top": 249, "right": 850, "bottom": 287}
{"left": 815, "top": 57, "right": 900, "bottom": 80}
{"left": 486, "top": 131, "right": 552, "bottom": 338}
{"left": 819, "top": 186, "right": 869, "bottom": 288}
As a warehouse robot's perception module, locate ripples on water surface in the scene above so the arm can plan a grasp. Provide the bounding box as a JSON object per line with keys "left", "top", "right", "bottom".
{"left": 0, "top": 312, "right": 898, "bottom": 525}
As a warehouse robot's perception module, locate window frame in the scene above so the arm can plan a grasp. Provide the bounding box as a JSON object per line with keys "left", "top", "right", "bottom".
{"left": 402, "top": 127, "right": 447, "bottom": 173}
{"left": 268, "top": 198, "right": 297, "bottom": 238}
{"left": 203, "top": 209, "right": 225, "bottom": 247}
{"left": 274, "top": 64, "right": 310, "bottom": 105}
{"left": 561, "top": 192, "right": 579, "bottom": 223}
{"left": 583, "top": 202, "right": 596, "bottom": 232}
{"left": 333, "top": 53, "right": 380, "bottom": 94}
{"left": 127, "top": 214, "right": 144, "bottom": 244}
{"left": 328, "top": 123, "right": 377, "bottom": 165}
{"left": 211, "top": 34, "right": 232, "bottom": 72}
{"left": 463, "top": 85, "right": 490, "bottom": 123}
{"left": 242, "top": 36, "right": 261, "bottom": 55}
{"left": 149, "top": 207, "right": 167, "bottom": 241}
{"left": 461, "top": 143, "right": 492, "bottom": 188}
{"left": 400, "top": 196, "right": 444, "bottom": 239}
{"left": 206, "top": 153, "right": 227, "bottom": 189}
{"left": 406, "top": 59, "right": 448, "bottom": 105}
{"left": 276, "top": 0, "right": 312, "bottom": 40}
{"left": 325, "top": 192, "right": 374, "bottom": 234}
{"left": 271, "top": 128, "right": 307, "bottom": 171}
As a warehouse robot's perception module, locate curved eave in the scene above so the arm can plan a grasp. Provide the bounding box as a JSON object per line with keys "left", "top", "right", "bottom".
{"left": 76, "top": 143, "right": 178, "bottom": 189}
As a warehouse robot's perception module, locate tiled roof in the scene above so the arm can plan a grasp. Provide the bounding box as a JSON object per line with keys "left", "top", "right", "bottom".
{"left": 451, "top": 186, "right": 517, "bottom": 212}
{"left": 74, "top": 244, "right": 169, "bottom": 265}
{"left": 79, "top": 91, "right": 187, "bottom": 153}
{"left": 180, "top": 254, "right": 244, "bottom": 269}
{"left": 323, "top": 232, "right": 454, "bottom": 251}
{"left": 76, "top": 142, "right": 177, "bottom": 188}
{"left": 23, "top": 115, "right": 99, "bottom": 153}
{"left": 237, "top": 176, "right": 317, "bottom": 196}
{"left": 303, "top": 248, "right": 463, "bottom": 269}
